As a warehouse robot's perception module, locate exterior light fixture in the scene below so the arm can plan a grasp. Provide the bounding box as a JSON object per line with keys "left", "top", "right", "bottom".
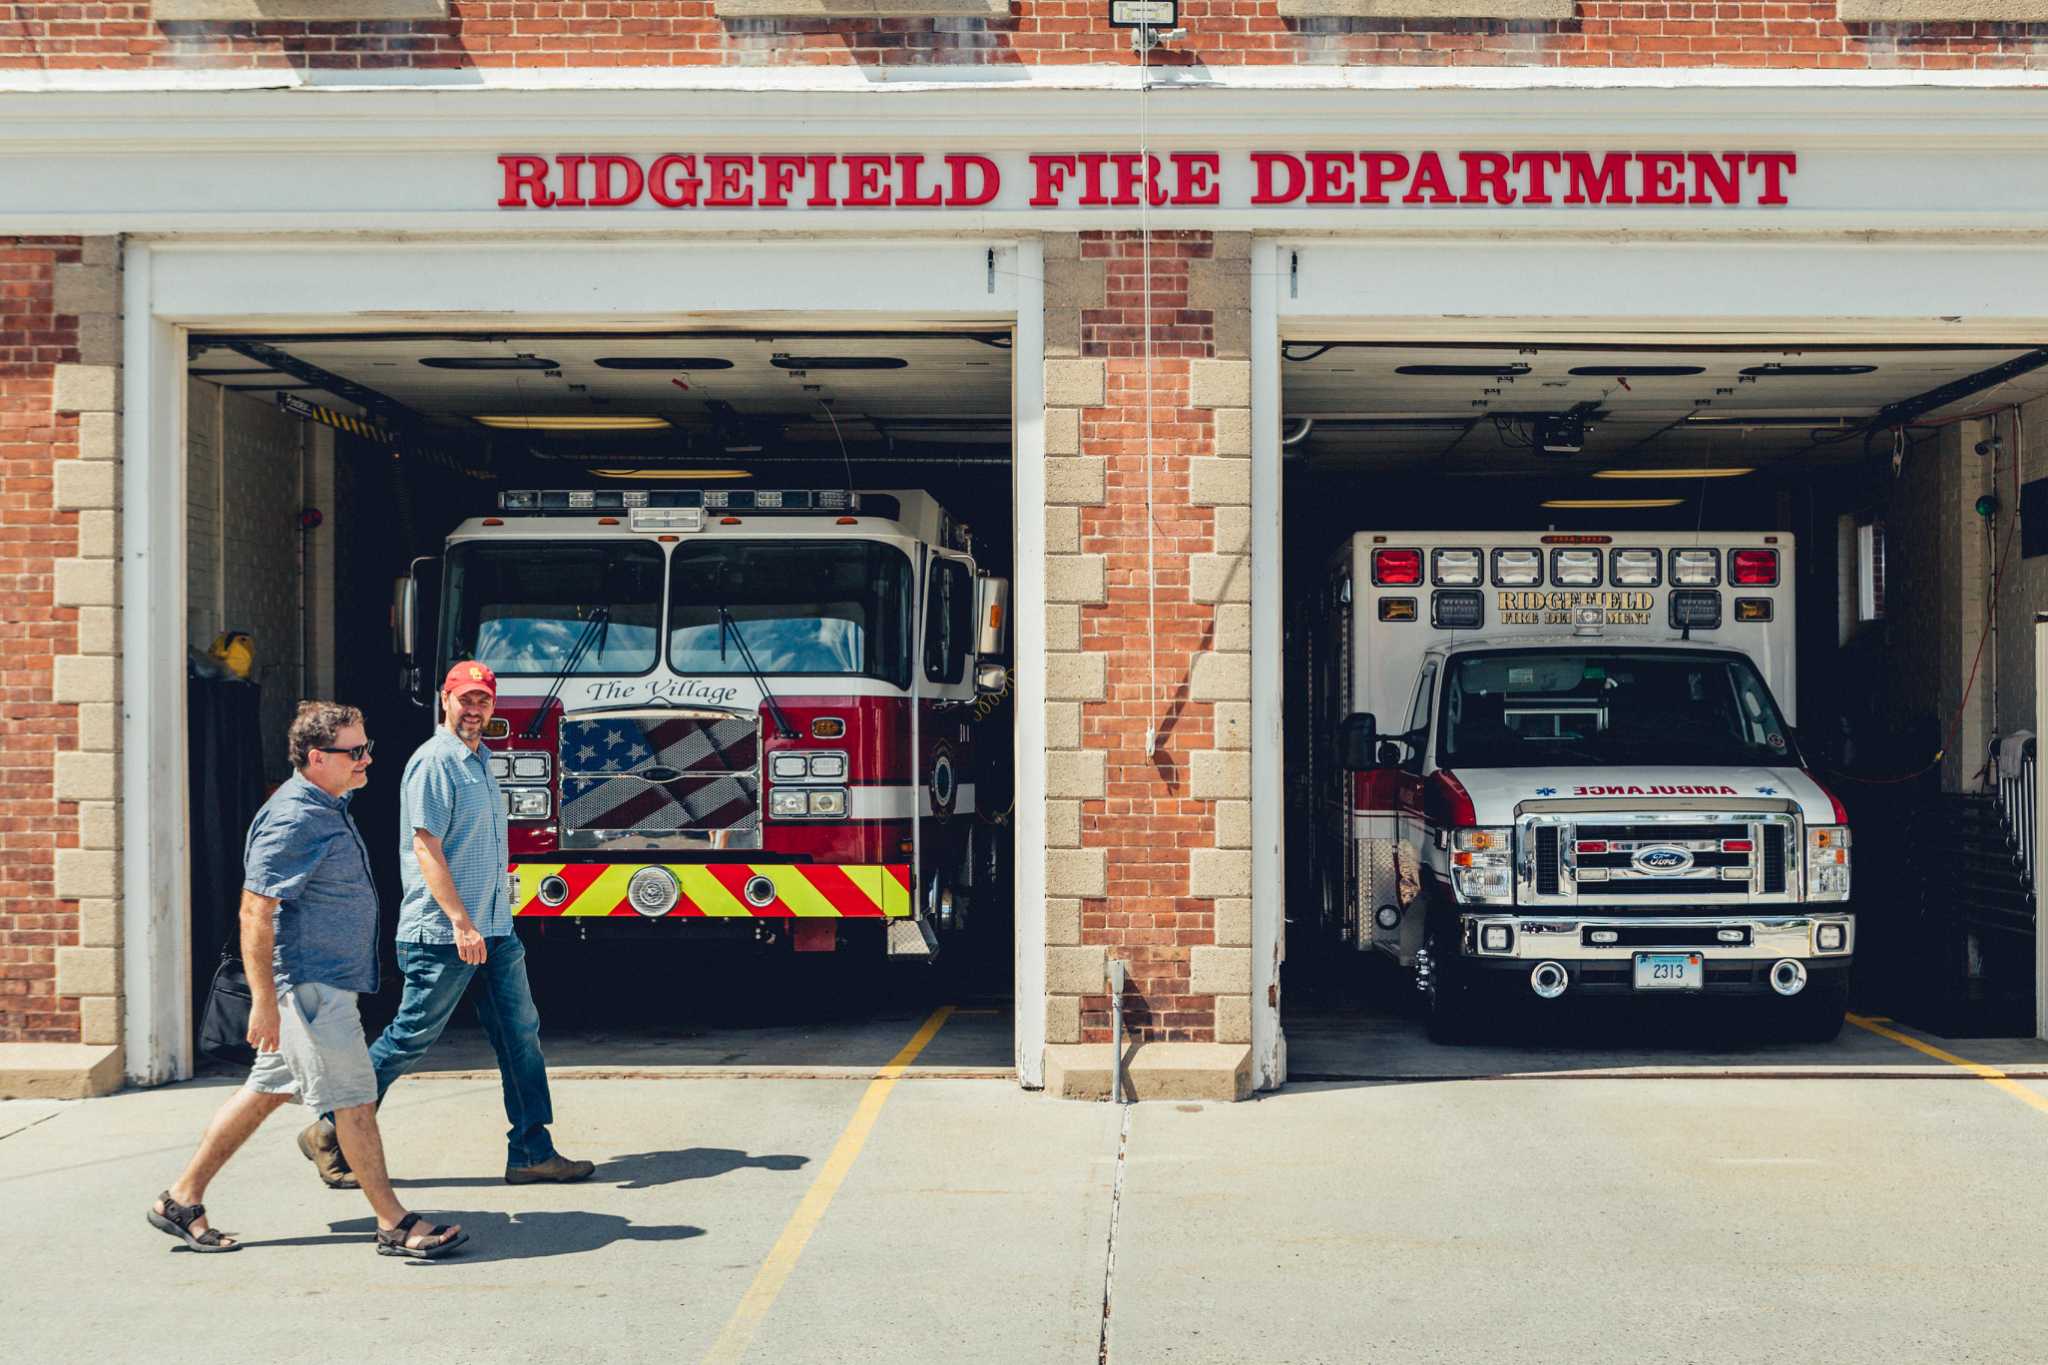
{"left": 589, "top": 468, "right": 752, "bottom": 480}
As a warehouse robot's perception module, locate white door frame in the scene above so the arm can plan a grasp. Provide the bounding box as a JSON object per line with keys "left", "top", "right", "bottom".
{"left": 120, "top": 235, "right": 1041, "bottom": 1084}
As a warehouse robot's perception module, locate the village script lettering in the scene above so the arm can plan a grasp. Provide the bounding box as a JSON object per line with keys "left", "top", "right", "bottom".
{"left": 583, "top": 676, "right": 743, "bottom": 706}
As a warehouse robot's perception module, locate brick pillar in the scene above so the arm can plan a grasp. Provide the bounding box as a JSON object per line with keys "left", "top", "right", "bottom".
{"left": 0, "top": 236, "right": 124, "bottom": 1098}
{"left": 1040, "top": 230, "right": 1255, "bottom": 1101}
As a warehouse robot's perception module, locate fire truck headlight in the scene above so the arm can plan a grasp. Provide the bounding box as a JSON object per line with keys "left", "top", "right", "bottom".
{"left": 808, "top": 789, "right": 847, "bottom": 817}
{"left": 507, "top": 788, "right": 551, "bottom": 819}
{"left": 487, "top": 754, "right": 511, "bottom": 781}
{"left": 809, "top": 753, "right": 847, "bottom": 780}
{"left": 510, "top": 754, "right": 550, "bottom": 781}
{"left": 770, "top": 789, "right": 809, "bottom": 818}
{"left": 770, "top": 754, "right": 810, "bottom": 781}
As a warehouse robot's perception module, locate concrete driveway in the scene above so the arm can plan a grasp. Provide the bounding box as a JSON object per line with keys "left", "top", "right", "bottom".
{"left": 6, "top": 1008, "right": 2047, "bottom": 1364}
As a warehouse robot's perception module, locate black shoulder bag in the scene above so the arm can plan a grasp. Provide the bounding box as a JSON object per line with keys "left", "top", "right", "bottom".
{"left": 198, "top": 939, "right": 256, "bottom": 1067}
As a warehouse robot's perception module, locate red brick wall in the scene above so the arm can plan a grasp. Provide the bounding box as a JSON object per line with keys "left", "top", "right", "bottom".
{"left": 0, "top": 2, "right": 2043, "bottom": 71}
{"left": 1078, "top": 230, "right": 1218, "bottom": 1043}
{"left": 0, "top": 238, "right": 82, "bottom": 1045}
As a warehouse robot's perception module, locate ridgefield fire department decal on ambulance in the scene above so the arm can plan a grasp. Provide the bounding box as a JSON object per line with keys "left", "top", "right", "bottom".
{"left": 1497, "top": 590, "right": 1655, "bottom": 626}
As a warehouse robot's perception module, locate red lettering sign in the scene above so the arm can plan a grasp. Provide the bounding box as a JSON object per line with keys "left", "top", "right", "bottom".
{"left": 493, "top": 150, "right": 1800, "bottom": 211}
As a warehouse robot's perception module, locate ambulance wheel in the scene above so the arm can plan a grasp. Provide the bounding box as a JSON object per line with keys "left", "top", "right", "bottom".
{"left": 1423, "top": 921, "right": 1478, "bottom": 1045}
{"left": 1781, "top": 973, "right": 1850, "bottom": 1043}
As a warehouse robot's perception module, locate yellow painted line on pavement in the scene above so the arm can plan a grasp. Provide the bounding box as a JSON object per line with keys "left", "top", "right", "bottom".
{"left": 1848, "top": 1013, "right": 2048, "bottom": 1117}
{"left": 703, "top": 1006, "right": 956, "bottom": 1365}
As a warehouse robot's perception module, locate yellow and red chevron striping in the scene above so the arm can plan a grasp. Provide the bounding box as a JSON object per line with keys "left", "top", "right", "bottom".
{"left": 511, "top": 862, "right": 912, "bottom": 919}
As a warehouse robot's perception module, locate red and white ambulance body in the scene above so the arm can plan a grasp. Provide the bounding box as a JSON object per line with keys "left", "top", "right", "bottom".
{"left": 1312, "top": 531, "right": 1854, "bottom": 1039}
{"left": 410, "top": 487, "right": 1007, "bottom": 957}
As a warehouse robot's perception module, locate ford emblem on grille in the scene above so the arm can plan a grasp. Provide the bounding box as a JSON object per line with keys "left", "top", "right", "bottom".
{"left": 635, "top": 765, "right": 683, "bottom": 784}
{"left": 1631, "top": 844, "right": 1695, "bottom": 875}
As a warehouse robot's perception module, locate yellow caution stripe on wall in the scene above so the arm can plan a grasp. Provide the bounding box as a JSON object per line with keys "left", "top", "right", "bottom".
{"left": 511, "top": 861, "right": 912, "bottom": 919}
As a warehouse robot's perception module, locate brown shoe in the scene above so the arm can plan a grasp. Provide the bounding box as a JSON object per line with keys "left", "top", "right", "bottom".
{"left": 297, "top": 1119, "right": 358, "bottom": 1190}
{"left": 505, "top": 1154, "right": 596, "bottom": 1185}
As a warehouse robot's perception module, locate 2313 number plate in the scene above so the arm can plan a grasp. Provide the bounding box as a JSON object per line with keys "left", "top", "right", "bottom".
{"left": 1633, "top": 952, "right": 1704, "bottom": 992}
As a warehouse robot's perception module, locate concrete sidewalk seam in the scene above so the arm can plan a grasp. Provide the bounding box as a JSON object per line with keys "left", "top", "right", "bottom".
{"left": 1096, "top": 1102, "right": 1132, "bottom": 1365}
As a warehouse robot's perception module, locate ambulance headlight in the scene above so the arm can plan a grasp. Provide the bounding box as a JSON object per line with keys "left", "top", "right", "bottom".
{"left": 1450, "top": 827, "right": 1513, "bottom": 904}
{"left": 1807, "top": 827, "right": 1851, "bottom": 902}
{"left": 1669, "top": 590, "right": 1723, "bottom": 630}
{"left": 1670, "top": 548, "right": 1721, "bottom": 586}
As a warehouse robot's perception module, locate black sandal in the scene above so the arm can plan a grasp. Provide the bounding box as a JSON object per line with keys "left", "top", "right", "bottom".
{"left": 375, "top": 1212, "right": 469, "bottom": 1260}
{"left": 147, "top": 1191, "right": 241, "bottom": 1253}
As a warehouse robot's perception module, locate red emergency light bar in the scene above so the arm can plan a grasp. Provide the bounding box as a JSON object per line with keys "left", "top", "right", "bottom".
{"left": 1372, "top": 548, "right": 1424, "bottom": 586}
{"left": 1731, "top": 548, "right": 1779, "bottom": 586}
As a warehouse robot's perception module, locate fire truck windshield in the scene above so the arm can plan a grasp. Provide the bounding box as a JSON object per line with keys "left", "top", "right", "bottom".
{"left": 668, "top": 540, "right": 913, "bottom": 686}
{"left": 443, "top": 541, "right": 664, "bottom": 676}
{"left": 1437, "top": 648, "right": 1795, "bottom": 768}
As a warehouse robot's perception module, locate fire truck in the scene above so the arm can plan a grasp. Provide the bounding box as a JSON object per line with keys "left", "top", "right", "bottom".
{"left": 399, "top": 486, "right": 1009, "bottom": 958}
{"left": 1311, "top": 531, "right": 1854, "bottom": 1041}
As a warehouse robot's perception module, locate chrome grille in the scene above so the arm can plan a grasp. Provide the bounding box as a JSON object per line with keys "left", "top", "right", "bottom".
{"left": 558, "top": 708, "right": 761, "bottom": 851}
{"left": 1516, "top": 809, "right": 1801, "bottom": 908}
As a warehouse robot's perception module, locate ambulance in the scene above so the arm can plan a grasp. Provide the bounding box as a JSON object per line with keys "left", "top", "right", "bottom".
{"left": 399, "top": 486, "right": 1009, "bottom": 958}
{"left": 1310, "top": 532, "right": 1853, "bottom": 1040}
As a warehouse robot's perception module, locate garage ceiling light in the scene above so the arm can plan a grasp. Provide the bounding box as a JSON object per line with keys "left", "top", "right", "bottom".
{"left": 1739, "top": 364, "right": 1877, "bottom": 377}
{"left": 594, "top": 357, "right": 735, "bottom": 371}
{"left": 591, "top": 467, "right": 751, "bottom": 480}
{"left": 1540, "top": 498, "right": 1685, "bottom": 510}
{"left": 1394, "top": 364, "right": 1533, "bottom": 377}
{"left": 420, "top": 356, "right": 559, "bottom": 370}
{"left": 769, "top": 356, "right": 908, "bottom": 371}
{"left": 1567, "top": 366, "right": 1707, "bottom": 378}
{"left": 1593, "top": 467, "right": 1755, "bottom": 480}
{"left": 474, "top": 415, "right": 671, "bottom": 431}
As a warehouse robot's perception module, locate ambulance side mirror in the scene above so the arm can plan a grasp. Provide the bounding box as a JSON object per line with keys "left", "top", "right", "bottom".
{"left": 1338, "top": 713, "right": 1382, "bottom": 771}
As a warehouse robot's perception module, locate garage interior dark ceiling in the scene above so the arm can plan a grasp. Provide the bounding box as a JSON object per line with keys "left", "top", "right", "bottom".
{"left": 1282, "top": 342, "right": 2048, "bottom": 476}
{"left": 185, "top": 332, "right": 1015, "bottom": 470}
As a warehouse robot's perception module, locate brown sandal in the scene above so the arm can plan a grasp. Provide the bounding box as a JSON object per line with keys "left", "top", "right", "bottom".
{"left": 147, "top": 1191, "right": 241, "bottom": 1253}
{"left": 375, "top": 1212, "right": 468, "bottom": 1260}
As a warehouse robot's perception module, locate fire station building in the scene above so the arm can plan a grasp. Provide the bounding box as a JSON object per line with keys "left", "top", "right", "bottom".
{"left": 4, "top": 0, "right": 2048, "bottom": 1101}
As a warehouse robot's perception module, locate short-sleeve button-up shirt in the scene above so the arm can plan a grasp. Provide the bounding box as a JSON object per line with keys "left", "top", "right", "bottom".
{"left": 397, "top": 727, "right": 512, "bottom": 943}
{"left": 242, "top": 772, "right": 381, "bottom": 993}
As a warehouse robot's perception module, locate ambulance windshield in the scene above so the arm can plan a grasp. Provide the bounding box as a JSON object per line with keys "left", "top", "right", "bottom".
{"left": 1438, "top": 648, "right": 1793, "bottom": 768}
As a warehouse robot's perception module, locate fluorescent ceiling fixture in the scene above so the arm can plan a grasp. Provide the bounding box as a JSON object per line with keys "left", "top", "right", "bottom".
{"left": 1593, "top": 467, "right": 1755, "bottom": 480}
{"left": 474, "top": 415, "right": 671, "bottom": 431}
{"left": 1541, "top": 498, "right": 1685, "bottom": 510}
{"left": 590, "top": 468, "right": 751, "bottom": 480}
{"left": 594, "top": 357, "right": 734, "bottom": 371}
{"left": 420, "top": 356, "right": 558, "bottom": 370}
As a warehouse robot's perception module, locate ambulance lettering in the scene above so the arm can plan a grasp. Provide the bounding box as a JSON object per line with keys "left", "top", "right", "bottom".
{"left": 1569, "top": 784, "right": 1741, "bottom": 796}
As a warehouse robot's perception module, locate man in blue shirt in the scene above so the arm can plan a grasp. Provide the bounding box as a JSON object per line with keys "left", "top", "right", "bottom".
{"left": 303, "top": 662, "right": 593, "bottom": 1186}
{"left": 150, "top": 702, "right": 468, "bottom": 1258}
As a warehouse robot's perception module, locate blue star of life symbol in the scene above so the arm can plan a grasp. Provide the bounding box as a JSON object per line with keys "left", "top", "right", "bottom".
{"left": 1757, "top": 786, "right": 1778, "bottom": 796}
{"left": 1536, "top": 787, "right": 1557, "bottom": 797}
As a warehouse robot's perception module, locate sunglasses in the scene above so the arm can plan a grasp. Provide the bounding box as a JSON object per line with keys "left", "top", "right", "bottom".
{"left": 315, "top": 741, "right": 375, "bottom": 761}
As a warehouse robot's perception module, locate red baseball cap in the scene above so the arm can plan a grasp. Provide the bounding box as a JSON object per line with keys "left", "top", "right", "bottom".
{"left": 443, "top": 661, "right": 498, "bottom": 698}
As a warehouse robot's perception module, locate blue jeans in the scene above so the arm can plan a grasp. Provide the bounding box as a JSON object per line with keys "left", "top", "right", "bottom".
{"left": 366, "top": 934, "right": 559, "bottom": 1169}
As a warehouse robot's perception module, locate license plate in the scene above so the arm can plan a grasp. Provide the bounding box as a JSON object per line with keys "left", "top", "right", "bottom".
{"left": 1633, "top": 952, "right": 1704, "bottom": 992}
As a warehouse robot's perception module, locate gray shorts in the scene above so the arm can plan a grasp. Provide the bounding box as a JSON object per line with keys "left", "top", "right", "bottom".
{"left": 244, "top": 981, "right": 378, "bottom": 1113}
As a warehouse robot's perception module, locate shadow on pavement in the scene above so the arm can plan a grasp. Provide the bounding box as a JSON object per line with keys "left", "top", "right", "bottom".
{"left": 283, "top": 1209, "right": 708, "bottom": 1263}
{"left": 387, "top": 1146, "right": 809, "bottom": 1190}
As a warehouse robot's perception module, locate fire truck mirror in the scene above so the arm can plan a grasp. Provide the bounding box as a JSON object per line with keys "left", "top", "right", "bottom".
{"left": 976, "top": 575, "right": 1011, "bottom": 657}
{"left": 401, "top": 554, "right": 441, "bottom": 709}
{"left": 1338, "top": 712, "right": 1381, "bottom": 771}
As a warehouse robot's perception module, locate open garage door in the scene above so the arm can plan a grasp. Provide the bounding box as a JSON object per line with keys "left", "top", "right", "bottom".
{"left": 1276, "top": 338, "right": 2048, "bottom": 1071}
{"left": 181, "top": 327, "right": 1018, "bottom": 1069}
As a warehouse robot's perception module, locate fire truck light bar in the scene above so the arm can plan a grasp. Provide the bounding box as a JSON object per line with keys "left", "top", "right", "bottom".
{"left": 499, "top": 489, "right": 890, "bottom": 518}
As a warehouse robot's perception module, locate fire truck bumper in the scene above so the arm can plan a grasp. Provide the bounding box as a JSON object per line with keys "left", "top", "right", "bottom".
{"left": 1455, "top": 912, "right": 1854, "bottom": 996}
{"left": 511, "top": 862, "right": 913, "bottom": 920}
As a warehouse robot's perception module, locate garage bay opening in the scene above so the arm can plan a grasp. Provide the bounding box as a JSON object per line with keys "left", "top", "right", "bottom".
{"left": 183, "top": 330, "right": 1017, "bottom": 1068}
